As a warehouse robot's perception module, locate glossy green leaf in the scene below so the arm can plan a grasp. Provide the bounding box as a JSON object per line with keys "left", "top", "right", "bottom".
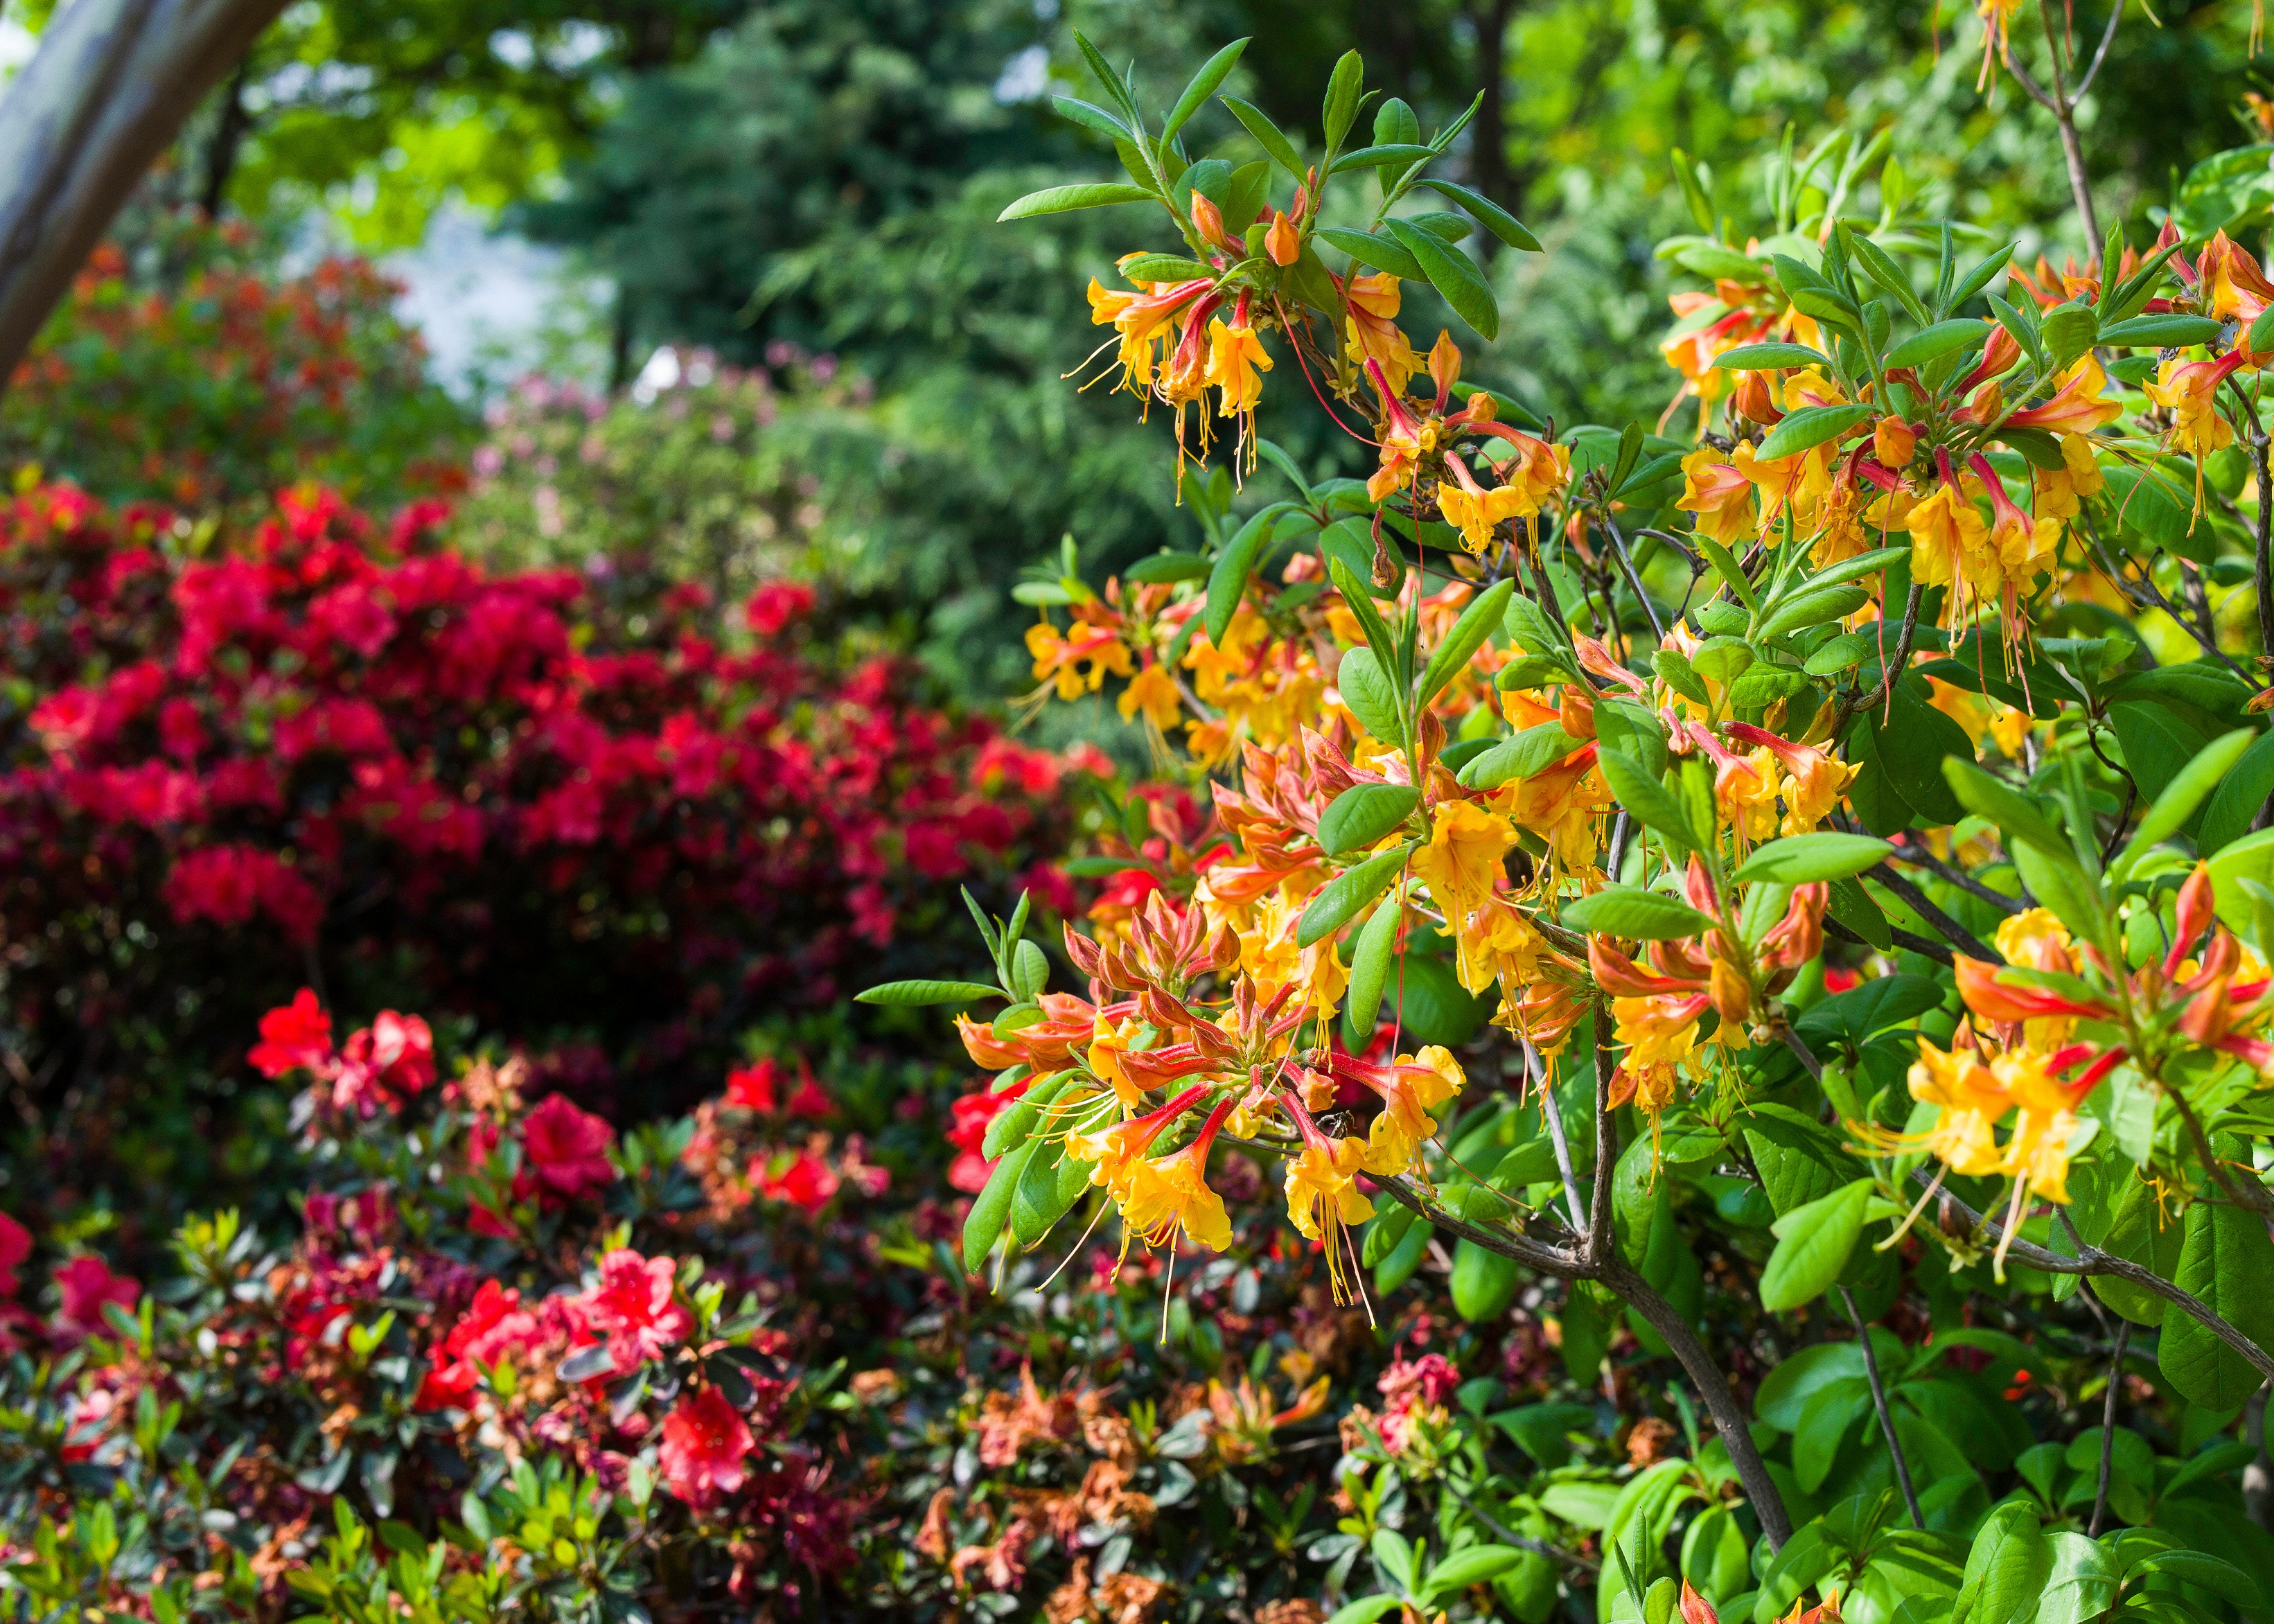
{"left": 1337, "top": 646, "right": 1407, "bottom": 746}
{"left": 1754, "top": 403, "right": 1874, "bottom": 463}
{"left": 2159, "top": 1197, "right": 2274, "bottom": 1409}
{"left": 1297, "top": 841, "right": 1415, "bottom": 947}
{"left": 1759, "top": 1178, "right": 1871, "bottom": 1310}
{"left": 1561, "top": 885, "right": 1716, "bottom": 939}
{"left": 1318, "top": 782, "right": 1421, "bottom": 857}
{"left": 1418, "top": 579, "right": 1515, "bottom": 705}
{"left": 856, "top": 978, "right": 1003, "bottom": 1006}
{"left": 997, "top": 182, "right": 1156, "bottom": 221}
{"left": 1733, "top": 833, "right": 1894, "bottom": 883}
{"left": 1381, "top": 217, "right": 1499, "bottom": 340}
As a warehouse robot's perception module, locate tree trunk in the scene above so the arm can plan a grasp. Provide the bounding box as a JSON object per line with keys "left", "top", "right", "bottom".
{"left": 1468, "top": 0, "right": 1517, "bottom": 233}
{"left": 198, "top": 55, "right": 257, "bottom": 220}
{"left": 0, "top": 0, "right": 288, "bottom": 397}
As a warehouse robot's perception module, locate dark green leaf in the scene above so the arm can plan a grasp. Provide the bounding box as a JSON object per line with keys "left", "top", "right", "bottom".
{"left": 1596, "top": 749, "right": 1695, "bottom": 855}
{"left": 856, "top": 979, "right": 1004, "bottom": 1006}
{"left": 1732, "top": 833, "right": 1894, "bottom": 883}
{"left": 1297, "top": 842, "right": 1415, "bottom": 947}
{"left": 1318, "top": 783, "right": 1421, "bottom": 857}
{"left": 2197, "top": 727, "right": 2274, "bottom": 856}
{"left": 1883, "top": 319, "right": 1989, "bottom": 370}
{"left": 2159, "top": 1197, "right": 2274, "bottom": 1409}
{"left": 964, "top": 1140, "right": 1034, "bottom": 1271}
{"left": 1713, "top": 342, "right": 1835, "bottom": 371}
{"left": 1161, "top": 37, "right": 1247, "bottom": 146}
{"left": 2097, "top": 314, "right": 2225, "bottom": 347}
{"left": 1457, "top": 722, "right": 1583, "bottom": 789}
{"left": 1337, "top": 647, "right": 1407, "bottom": 746}
{"left": 1754, "top": 403, "right": 1875, "bottom": 463}
{"left": 1344, "top": 883, "right": 1404, "bottom": 1032}
{"left": 1561, "top": 885, "right": 1716, "bottom": 939}
{"left": 1419, "top": 579, "right": 1515, "bottom": 704}
{"left": 1414, "top": 178, "right": 1540, "bottom": 251}
{"left": 1126, "top": 551, "right": 1210, "bottom": 584}
{"left": 1221, "top": 96, "right": 1303, "bottom": 179}
{"left": 1381, "top": 218, "right": 1498, "bottom": 340}
{"left": 1759, "top": 1179, "right": 1871, "bottom": 1311}
{"left": 1316, "top": 224, "right": 1422, "bottom": 281}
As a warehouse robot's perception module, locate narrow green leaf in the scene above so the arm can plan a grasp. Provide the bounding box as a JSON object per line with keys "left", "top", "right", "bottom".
{"left": 1317, "top": 224, "right": 1422, "bottom": 281}
{"left": 1732, "top": 833, "right": 1894, "bottom": 884}
{"left": 1713, "top": 342, "right": 1834, "bottom": 371}
{"left": 1318, "top": 782, "right": 1421, "bottom": 857}
{"left": 997, "top": 183, "right": 1157, "bottom": 222}
{"left": 1204, "top": 508, "right": 1282, "bottom": 645}
{"left": 1595, "top": 748, "right": 1694, "bottom": 856}
{"left": 1337, "top": 647, "right": 1407, "bottom": 747}
{"left": 1321, "top": 49, "right": 1366, "bottom": 151}
{"left": 1381, "top": 218, "right": 1498, "bottom": 340}
{"left": 1418, "top": 579, "right": 1515, "bottom": 705}
{"left": 1754, "top": 403, "right": 1874, "bottom": 463}
{"left": 1561, "top": 886, "right": 1716, "bottom": 939}
{"left": 1297, "top": 842, "right": 1415, "bottom": 947}
{"left": 1458, "top": 721, "right": 1583, "bottom": 789}
{"left": 1344, "top": 883, "right": 1404, "bottom": 1041}
{"left": 2113, "top": 727, "right": 2254, "bottom": 876}
{"left": 1883, "top": 319, "right": 1991, "bottom": 370}
{"left": 1221, "top": 95, "right": 1303, "bottom": 179}
{"left": 856, "top": 979, "right": 1005, "bottom": 1006}
{"left": 1118, "top": 254, "right": 1218, "bottom": 283}
{"left": 1161, "top": 37, "right": 1248, "bottom": 147}
{"left": 1414, "top": 178, "right": 1541, "bottom": 251}
{"left": 2097, "top": 314, "right": 2224, "bottom": 348}
{"left": 963, "top": 1140, "right": 1035, "bottom": 1271}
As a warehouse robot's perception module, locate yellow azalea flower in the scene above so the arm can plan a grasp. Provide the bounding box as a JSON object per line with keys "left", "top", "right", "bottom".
{"left": 1359, "top": 1048, "right": 1466, "bottom": 1176}
{"left": 1436, "top": 473, "right": 1527, "bottom": 556}
{"left": 1120, "top": 1141, "right": 1233, "bottom": 1253}
{"left": 1206, "top": 319, "right": 1271, "bottom": 416}
{"left": 1413, "top": 799, "right": 1516, "bottom": 919}
{"left": 1027, "top": 619, "right": 1132, "bottom": 700}
{"left": 1086, "top": 1015, "right": 1145, "bottom": 1111}
{"left": 1899, "top": 1035, "right": 2009, "bottom": 1180}
{"left": 1238, "top": 892, "right": 1349, "bottom": 1025}
{"left": 1611, "top": 993, "right": 1709, "bottom": 1073}
{"left": 1874, "top": 416, "right": 1918, "bottom": 468}
{"left": 2007, "top": 355, "right": 2122, "bottom": 436}
{"left": 1454, "top": 894, "right": 1542, "bottom": 998}
{"left": 1344, "top": 272, "right": 1422, "bottom": 396}
{"left": 1904, "top": 482, "right": 1991, "bottom": 603}
{"left": 1678, "top": 448, "right": 1757, "bottom": 546}
{"left": 1117, "top": 662, "right": 1182, "bottom": 729}
{"left": 2144, "top": 353, "right": 2243, "bottom": 461}
{"left": 1284, "top": 1134, "right": 1373, "bottom": 1303}
{"left": 1493, "top": 749, "right": 1612, "bottom": 870}
{"left": 2033, "top": 433, "right": 2106, "bottom": 521}
{"left": 1718, "top": 745, "right": 1782, "bottom": 843}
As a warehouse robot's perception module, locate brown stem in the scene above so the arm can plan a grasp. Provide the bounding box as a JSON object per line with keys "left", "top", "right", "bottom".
{"left": 2165, "top": 1084, "right": 2274, "bottom": 1223}
{"left": 2251, "top": 416, "right": 2274, "bottom": 661}
{"left": 2089, "top": 1316, "right": 2131, "bottom": 1537}
{"left": 1587, "top": 1027, "right": 1618, "bottom": 1268}
{"left": 1831, "top": 583, "right": 1923, "bottom": 738}
{"left": 1374, "top": 1173, "right": 1795, "bottom": 1550}
{"left": 1842, "top": 1285, "right": 1923, "bottom": 1528}
{"left": 1866, "top": 863, "right": 2005, "bottom": 964}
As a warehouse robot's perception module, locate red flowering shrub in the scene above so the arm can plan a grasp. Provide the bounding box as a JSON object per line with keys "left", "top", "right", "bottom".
{"left": 0, "top": 478, "right": 1073, "bottom": 1226}
{"left": 0, "top": 215, "right": 470, "bottom": 513}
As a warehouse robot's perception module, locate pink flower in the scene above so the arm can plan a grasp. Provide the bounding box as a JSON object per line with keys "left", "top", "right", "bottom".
{"left": 0, "top": 1212, "right": 30, "bottom": 1296}
{"left": 334, "top": 1010, "right": 435, "bottom": 1109}
{"left": 744, "top": 581, "right": 816, "bottom": 637}
{"left": 53, "top": 1256, "right": 137, "bottom": 1341}
{"left": 521, "top": 1094, "right": 617, "bottom": 1203}
{"left": 660, "top": 1386, "right": 755, "bottom": 1505}
{"left": 580, "top": 1248, "right": 691, "bottom": 1370}
{"left": 417, "top": 1280, "right": 539, "bottom": 1411}
{"left": 248, "top": 988, "right": 333, "bottom": 1078}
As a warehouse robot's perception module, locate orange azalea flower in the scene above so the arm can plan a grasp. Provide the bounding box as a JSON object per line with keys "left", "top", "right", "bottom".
{"left": 1678, "top": 448, "right": 1757, "bottom": 545}
{"left": 1343, "top": 272, "right": 1422, "bottom": 396}
{"left": 2005, "top": 355, "right": 2122, "bottom": 436}
{"left": 2145, "top": 351, "right": 2247, "bottom": 462}
{"left": 1027, "top": 617, "right": 1134, "bottom": 699}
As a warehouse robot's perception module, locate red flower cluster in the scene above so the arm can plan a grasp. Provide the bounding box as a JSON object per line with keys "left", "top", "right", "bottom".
{"left": 0, "top": 479, "right": 1074, "bottom": 1115}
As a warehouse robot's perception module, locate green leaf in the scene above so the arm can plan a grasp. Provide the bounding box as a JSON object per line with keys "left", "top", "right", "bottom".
{"left": 1561, "top": 885, "right": 1716, "bottom": 939}
{"left": 981, "top": 1075, "right": 1070, "bottom": 1160}
{"left": 1449, "top": 1239, "right": 1522, "bottom": 1325}
{"left": 1733, "top": 833, "right": 1893, "bottom": 884}
{"left": 1759, "top": 1179, "right": 1871, "bottom": 1310}
{"left": 1954, "top": 1501, "right": 2050, "bottom": 1624}
{"left": 2158, "top": 1197, "right": 2274, "bottom": 1410}
{"left": 1205, "top": 508, "right": 1283, "bottom": 645}
{"left": 2196, "top": 727, "right": 2274, "bottom": 856}
{"left": 2113, "top": 727, "right": 2254, "bottom": 875}
{"left": 1297, "top": 841, "right": 1415, "bottom": 947}
{"left": 1414, "top": 178, "right": 1541, "bottom": 251}
{"left": 2096, "top": 313, "right": 2225, "bottom": 347}
{"left": 1502, "top": 590, "right": 1575, "bottom": 667}
{"left": 1883, "top": 318, "right": 1992, "bottom": 368}
{"left": 1421, "top": 1543, "right": 1530, "bottom": 1600}
{"left": 1328, "top": 1598, "right": 1405, "bottom": 1624}
{"left": 1125, "top": 551, "right": 1210, "bottom": 583}
{"left": 1419, "top": 579, "right": 1515, "bottom": 705}
{"left": 1318, "top": 782, "right": 1421, "bottom": 857}
{"left": 1321, "top": 49, "right": 1366, "bottom": 151}
{"left": 1330, "top": 143, "right": 1436, "bottom": 173}
{"left": 1010, "top": 1137, "right": 1078, "bottom": 1247}
{"left": 1161, "top": 37, "right": 1247, "bottom": 147}
{"left": 1713, "top": 342, "right": 1835, "bottom": 371}
{"left": 1458, "top": 721, "right": 1583, "bottom": 789}
{"left": 1756, "top": 583, "right": 1870, "bottom": 641}
{"left": 1693, "top": 536, "right": 1760, "bottom": 613}
{"left": 1331, "top": 557, "right": 1402, "bottom": 667}
{"left": 856, "top": 979, "right": 1004, "bottom": 1006}
{"left": 1337, "top": 647, "right": 1407, "bottom": 746}
{"left": 964, "top": 1140, "right": 1035, "bottom": 1271}
{"left": 996, "top": 182, "right": 1157, "bottom": 222}
{"left": 1118, "top": 254, "right": 1218, "bottom": 283}
{"left": 1221, "top": 96, "right": 1303, "bottom": 179}
{"left": 2110, "top": 698, "right": 2215, "bottom": 805}
{"left": 1944, "top": 758, "right": 2074, "bottom": 860}
{"left": 1597, "top": 748, "right": 1695, "bottom": 856}
{"left": 1804, "top": 545, "right": 1911, "bottom": 590}
{"left": 1051, "top": 96, "right": 1131, "bottom": 141}
{"left": 1865, "top": 678, "right": 1968, "bottom": 825}
{"left": 1317, "top": 224, "right": 1423, "bottom": 281}
{"left": 1806, "top": 633, "right": 1874, "bottom": 675}
{"left": 1754, "top": 403, "right": 1875, "bottom": 463}
{"left": 1381, "top": 218, "right": 1498, "bottom": 340}
{"left": 2037, "top": 1532, "right": 2118, "bottom": 1624}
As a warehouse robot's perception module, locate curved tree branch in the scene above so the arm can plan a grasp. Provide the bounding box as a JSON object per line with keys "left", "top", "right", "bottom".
{"left": 0, "top": 0, "right": 288, "bottom": 395}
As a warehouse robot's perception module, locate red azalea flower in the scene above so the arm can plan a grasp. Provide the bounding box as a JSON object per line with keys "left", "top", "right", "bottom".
{"left": 579, "top": 1248, "right": 692, "bottom": 1370}
{"left": 0, "top": 1212, "right": 30, "bottom": 1297}
{"left": 660, "top": 1386, "right": 756, "bottom": 1505}
{"left": 248, "top": 987, "right": 333, "bottom": 1078}
{"left": 725, "top": 1059, "right": 780, "bottom": 1112}
{"left": 757, "top": 1151, "right": 840, "bottom": 1215}
{"left": 53, "top": 1256, "right": 138, "bottom": 1341}
{"left": 520, "top": 1094, "right": 617, "bottom": 1203}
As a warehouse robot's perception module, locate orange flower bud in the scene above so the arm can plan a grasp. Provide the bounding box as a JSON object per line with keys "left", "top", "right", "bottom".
{"left": 1265, "top": 209, "right": 1300, "bottom": 266}
{"left": 1190, "top": 193, "right": 1229, "bottom": 250}
{"left": 1873, "top": 415, "right": 1917, "bottom": 467}
{"left": 1731, "top": 369, "right": 1781, "bottom": 426}
{"left": 1709, "top": 957, "right": 1752, "bottom": 1026}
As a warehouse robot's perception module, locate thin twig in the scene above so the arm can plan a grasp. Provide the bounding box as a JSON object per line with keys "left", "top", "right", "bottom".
{"left": 2089, "top": 1316, "right": 2133, "bottom": 1537}
{"left": 1888, "top": 842, "right": 2022, "bottom": 916}
{"left": 1831, "top": 584, "right": 1924, "bottom": 737}
{"left": 1867, "top": 863, "right": 2005, "bottom": 964}
{"left": 2074, "top": 1, "right": 2123, "bottom": 100}
{"left": 1586, "top": 1030, "right": 1618, "bottom": 1269}
{"left": 1598, "top": 511, "right": 1668, "bottom": 642}
{"left": 1442, "top": 1481, "right": 1601, "bottom": 1573}
{"left": 1529, "top": 1037, "right": 1590, "bottom": 1236}
{"left": 1824, "top": 915, "right": 1959, "bottom": 966}
{"left": 1842, "top": 1285, "right": 1923, "bottom": 1529}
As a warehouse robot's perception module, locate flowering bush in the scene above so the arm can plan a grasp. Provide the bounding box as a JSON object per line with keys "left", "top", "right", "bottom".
{"left": 0, "top": 213, "right": 469, "bottom": 515}
{"left": 0, "top": 477, "right": 1073, "bottom": 1230}
{"left": 862, "top": 20, "right": 2274, "bottom": 1624}
{"left": 452, "top": 346, "right": 865, "bottom": 633}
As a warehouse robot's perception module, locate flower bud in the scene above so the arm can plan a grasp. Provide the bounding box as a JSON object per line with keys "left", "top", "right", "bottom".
{"left": 1266, "top": 210, "right": 1300, "bottom": 266}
